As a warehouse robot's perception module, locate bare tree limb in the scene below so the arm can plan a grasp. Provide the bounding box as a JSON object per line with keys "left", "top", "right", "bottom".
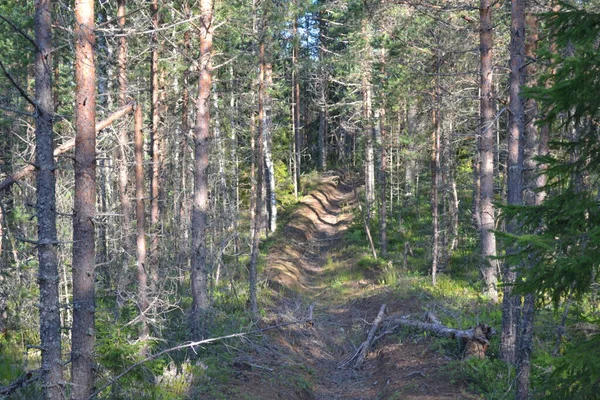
{"left": 88, "top": 318, "right": 311, "bottom": 399}
{"left": 0, "top": 14, "right": 37, "bottom": 49}
{"left": 0, "top": 58, "right": 37, "bottom": 108}
{"left": 338, "top": 304, "right": 386, "bottom": 369}
{"left": 0, "top": 102, "right": 135, "bottom": 193}
{"left": 0, "top": 369, "right": 41, "bottom": 397}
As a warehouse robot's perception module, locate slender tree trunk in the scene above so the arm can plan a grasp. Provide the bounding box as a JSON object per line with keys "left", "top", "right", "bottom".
{"left": 516, "top": 13, "right": 539, "bottom": 399}
{"left": 134, "top": 104, "right": 149, "bottom": 350}
{"left": 500, "top": 0, "right": 526, "bottom": 365}
{"left": 431, "top": 107, "right": 441, "bottom": 286}
{"left": 249, "top": 13, "right": 268, "bottom": 314}
{"left": 190, "top": 0, "right": 213, "bottom": 337}
{"left": 35, "top": 1, "right": 64, "bottom": 397}
{"left": 361, "top": 19, "right": 375, "bottom": 222}
{"left": 379, "top": 107, "right": 387, "bottom": 257}
{"left": 479, "top": 0, "right": 499, "bottom": 302}
{"left": 115, "top": 0, "right": 132, "bottom": 313}
{"left": 292, "top": 5, "right": 301, "bottom": 198}
{"left": 264, "top": 60, "right": 276, "bottom": 233}
{"left": 150, "top": 0, "right": 161, "bottom": 287}
{"left": 72, "top": 0, "right": 96, "bottom": 397}
{"left": 176, "top": 11, "right": 191, "bottom": 276}
{"left": 405, "top": 102, "right": 417, "bottom": 199}
{"left": 318, "top": 10, "right": 328, "bottom": 171}
{"left": 229, "top": 65, "right": 241, "bottom": 270}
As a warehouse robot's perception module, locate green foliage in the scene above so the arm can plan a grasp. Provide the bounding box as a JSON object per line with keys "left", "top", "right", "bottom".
{"left": 536, "top": 333, "right": 600, "bottom": 400}
{"left": 446, "top": 358, "right": 515, "bottom": 399}
{"left": 0, "top": 334, "right": 42, "bottom": 399}
{"left": 496, "top": 4, "right": 600, "bottom": 399}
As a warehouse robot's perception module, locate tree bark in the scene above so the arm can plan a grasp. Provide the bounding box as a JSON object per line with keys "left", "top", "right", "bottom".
{"left": 134, "top": 104, "right": 149, "bottom": 350}
{"left": 115, "top": 0, "right": 132, "bottom": 314}
{"left": 249, "top": 13, "right": 268, "bottom": 314}
{"left": 292, "top": 3, "right": 301, "bottom": 198}
{"left": 501, "top": 0, "right": 526, "bottom": 365}
{"left": 149, "top": 0, "right": 161, "bottom": 288}
{"left": 479, "top": 0, "right": 499, "bottom": 302}
{"left": 34, "top": 1, "right": 64, "bottom": 397}
{"left": 515, "top": 13, "right": 539, "bottom": 399}
{"left": 361, "top": 19, "right": 375, "bottom": 222}
{"left": 72, "top": 0, "right": 96, "bottom": 397}
{"left": 264, "top": 59, "right": 277, "bottom": 233}
{"left": 317, "top": 10, "right": 328, "bottom": 172}
{"left": 431, "top": 108, "right": 440, "bottom": 286}
{"left": 379, "top": 108, "right": 387, "bottom": 257}
{"left": 190, "top": 0, "right": 213, "bottom": 338}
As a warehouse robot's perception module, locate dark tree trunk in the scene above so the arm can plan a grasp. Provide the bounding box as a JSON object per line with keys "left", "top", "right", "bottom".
{"left": 72, "top": 0, "right": 97, "bottom": 397}
{"left": 191, "top": 0, "right": 213, "bottom": 338}
{"left": 516, "top": 13, "right": 540, "bottom": 399}
{"left": 34, "top": 0, "right": 64, "bottom": 397}
{"left": 501, "top": 0, "right": 526, "bottom": 365}
{"left": 249, "top": 16, "right": 268, "bottom": 314}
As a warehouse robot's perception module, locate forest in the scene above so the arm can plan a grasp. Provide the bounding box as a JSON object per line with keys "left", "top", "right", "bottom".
{"left": 0, "top": 0, "right": 599, "bottom": 398}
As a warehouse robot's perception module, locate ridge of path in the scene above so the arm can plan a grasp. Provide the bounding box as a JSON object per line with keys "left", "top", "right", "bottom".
{"left": 220, "top": 172, "right": 480, "bottom": 400}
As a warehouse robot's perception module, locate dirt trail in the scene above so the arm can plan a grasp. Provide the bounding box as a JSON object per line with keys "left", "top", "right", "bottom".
{"left": 221, "top": 173, "right": 479, "bottom": 400}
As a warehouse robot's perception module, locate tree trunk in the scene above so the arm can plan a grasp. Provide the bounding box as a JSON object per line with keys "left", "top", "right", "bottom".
{"left": 133, "top": 104, "right": 149, "bottom": 352}
{"left": 318, "top": 10, "right": 328, "bottom": 172}
{"left": 72, "top": 0, "right": 96, "bottom": 397}
{"left": 515, "top": 13, "right": 539, "bottom": 399}
{"left": 249, "top": 15, "right": 268, "bottom": 314}
{"left": 405, "top": 102, "right": 417, "bottom": 199}
{"left": 115, "top": 0, "right": 132, "bottom": 315}
{"left": 361, "top": 19, "right": 375, "bottom": 222}
{"left": 479, "top": 0, "right": 499, "bottom": 302}
{"left": 292, "top": 4, "right": 301, "bottom": 198}
{"left": 150, "top": 0, "right": 161, "bottom": 287}
{"left": 264, "top": 60, "right": 277, "bottom": 233}
{"left": 431, "top": 108, "right": 440, "bottom": 286}
{"left": 500, "top": 0, "right": 526, "bottom": 365}
{"left": 379, "top": 108, "right": 387, "bottom": 258}
{"left": 34, "top": 1, "right": 64, "bottom": 397}
{"left": 191, "top": 0, "right": 213, "bottom": 337}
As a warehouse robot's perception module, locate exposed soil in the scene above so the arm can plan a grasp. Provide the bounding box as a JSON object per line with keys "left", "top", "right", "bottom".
{"left": 208, "top": 172, "right": 480, "bottom": 399}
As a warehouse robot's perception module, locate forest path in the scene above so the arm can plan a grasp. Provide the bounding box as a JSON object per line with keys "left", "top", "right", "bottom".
{"left": 220, "top": 172, "right": 479, "bottom": 400}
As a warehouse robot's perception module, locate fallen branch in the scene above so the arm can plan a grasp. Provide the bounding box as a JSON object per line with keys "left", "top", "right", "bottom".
{"left": 88, "top": 317, "right": 310, "bottom": 399}
{"left": 385, "top": 317, "right": 494, "bottom": 359}
{"left": 338, "top": 304, "right": 386, "bottom": 369}
{"left": 0, "top": 102, "right": 135, "bottom": 193}
{"left": 0, "top": 369, "right": 41, "bottom": 397}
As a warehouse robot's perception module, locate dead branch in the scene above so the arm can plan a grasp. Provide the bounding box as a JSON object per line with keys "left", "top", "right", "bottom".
{"left": 0, "top": 102, "right": 135, "bottom": 193}
{"left": 338, "top": 304, "right": 386, "bottom": 369}
{"left": 385, "top": 317, "right": 494, "bottom": 359}
{"left": 0, "top": 369, "right": 41, "bottom": 397}
{"left": 88, "top": 317, "right": 311, "bottom": 399}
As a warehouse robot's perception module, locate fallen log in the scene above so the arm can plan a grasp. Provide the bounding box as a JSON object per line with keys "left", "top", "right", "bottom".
{"left": 385, "top": 317, "right": 494, "bottom": 359}
{"left": 0, "top": 102, "right": 135, "bottom": 193}
{"left": 338, "top": 304, "right": 386, "bottom": 369}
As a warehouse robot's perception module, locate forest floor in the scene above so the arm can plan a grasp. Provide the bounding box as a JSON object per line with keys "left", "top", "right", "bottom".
{"left": 200, "top": 172, "right": 481, "bottom": 399}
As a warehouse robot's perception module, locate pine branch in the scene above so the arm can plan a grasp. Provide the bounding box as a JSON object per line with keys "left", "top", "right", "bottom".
{"left": 0, "top": 58, "right": 37, "bottom": 109}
